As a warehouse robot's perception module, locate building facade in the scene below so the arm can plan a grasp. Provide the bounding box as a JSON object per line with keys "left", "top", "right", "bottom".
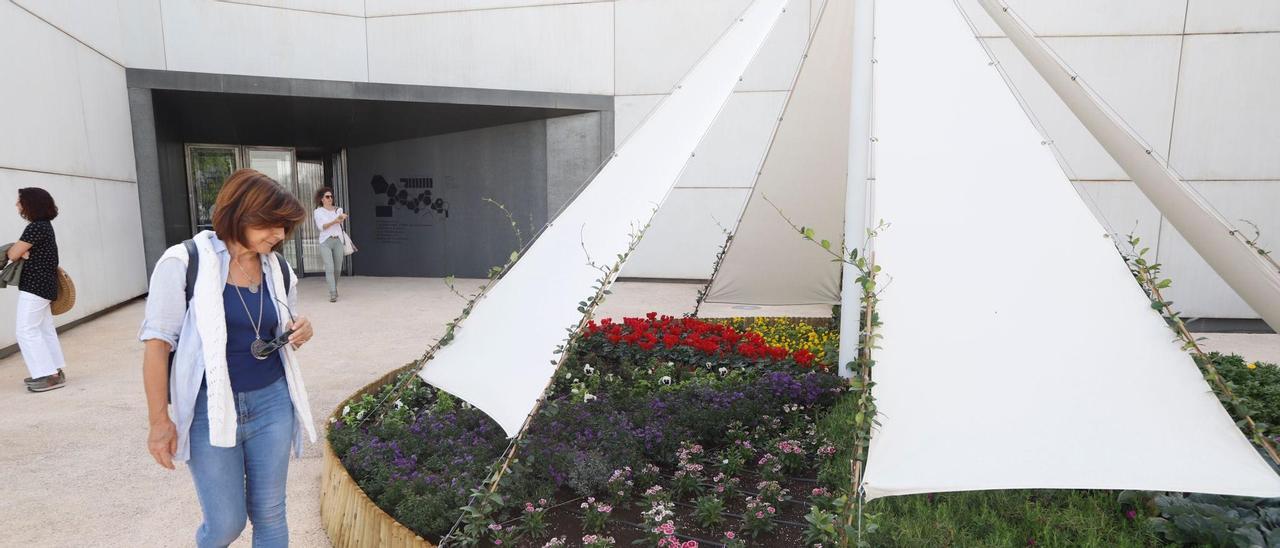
{"left": 0, "top": 0, "right": 1275, "bottom": 351}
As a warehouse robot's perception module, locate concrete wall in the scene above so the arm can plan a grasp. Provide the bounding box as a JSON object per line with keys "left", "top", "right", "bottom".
{"left": 346, "top": 120, "right": 551, "bottom": 277}
{"left": 0, "top": 1, "right": 148, "bottom": 350}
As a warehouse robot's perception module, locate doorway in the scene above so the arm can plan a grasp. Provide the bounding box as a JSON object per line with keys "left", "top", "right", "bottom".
{"left": 184, "top": 144, "right": 349, "bottom": 275}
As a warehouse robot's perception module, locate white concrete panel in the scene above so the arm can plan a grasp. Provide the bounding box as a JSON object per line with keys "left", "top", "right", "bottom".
{"left": 1187, "top": 0, "right": 1280, "bottom": 33}
{"left": 367, "top": 0, "right": 608, "bottom": 16}
{"left": 367, "top": 2, "right": 613, "bottom": 93}
{"left": 0, "top": 2, "right": 108, "bottom": 181}
{"left": 622, "top": 188, "right": 750, "bottom": 278}
{"left": 93, "top": 179, "right": 149, "bottom": 304}
{"left": 12, "top": 0, "right": 127, "bottom": 64}
{"left": 677, "top": 91, "right": 787, "bottom": 188}
{"left": 955, "top": 0, "right": 1188, "bottom": 37}
{"left": 615, "top": 0, "right": 750, "bottom": 95}
{"left": 160, "top": 0, "right": 368, "bottom": 82}
{"left": 613, "top": 94, "right": 665, "bottom": 146}
{"left": 1169, "top": 34, "right": 1280, "bottom": 180}
{"left": 1155, "top": 181, "right": 1280, "bottom": 319}
{"left": 982, "top": 36, "right": 1181, "bottom": 181}
{"left": 75, "top": 45, "right": 137, "bottom": 183}
{"left": 222, "top": 0, "right": 366, "bottom": 17}
{"left": 738, "top": 0, "right": 808, "bottom": 92}
{"left": 116, "top": 0, "right": 167, "bottom": 69}
{"left": 1074, "top": 181, "right": 1163, "bottom": 245}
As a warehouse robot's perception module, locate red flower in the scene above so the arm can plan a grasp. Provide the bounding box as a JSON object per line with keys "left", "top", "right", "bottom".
{"left": 793, "top": 349, "right": 814, "bottom": 367}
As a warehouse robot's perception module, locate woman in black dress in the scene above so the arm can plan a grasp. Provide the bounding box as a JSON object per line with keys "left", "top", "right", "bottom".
{"left": 9, "top": 187, "right": 66, "bottom": 392}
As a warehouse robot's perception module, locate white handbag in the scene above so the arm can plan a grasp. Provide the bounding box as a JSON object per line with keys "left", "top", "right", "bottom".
{"left": 341, "top": 230, "right": 357, "bottom": 255}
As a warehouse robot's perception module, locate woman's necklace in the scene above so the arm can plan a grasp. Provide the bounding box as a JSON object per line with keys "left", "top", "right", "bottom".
{"left": 232, "top": 256, "right": 268, "bottom": 360}
{"left": 234, "top": 256, "right": 261, "bottom": 294}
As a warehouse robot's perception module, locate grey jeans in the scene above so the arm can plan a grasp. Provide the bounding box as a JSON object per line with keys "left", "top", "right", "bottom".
{"left": 319, "top": 236, "right": 344, "bottom": 296}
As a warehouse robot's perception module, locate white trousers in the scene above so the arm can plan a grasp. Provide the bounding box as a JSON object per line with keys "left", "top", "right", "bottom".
{"left": 16, "top": 291, "right": 65, "bottom": 378}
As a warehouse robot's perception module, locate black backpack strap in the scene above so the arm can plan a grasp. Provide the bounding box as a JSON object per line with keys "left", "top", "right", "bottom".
{"left": 182, "top": 239, "right": 198, "bottom": 303}
{"left": 274, "top": 252, "right": 293, "bottom": 296}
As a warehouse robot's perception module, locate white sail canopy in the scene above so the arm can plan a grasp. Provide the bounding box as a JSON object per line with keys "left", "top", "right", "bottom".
{"left": 701, "top": 0, "right": 854, "bottom": 306}
{"left": 420, "top": 0, "right": 789, "bottom": 436}
{"left": 860, "top": 0, "right": 1280, "bottom": 499}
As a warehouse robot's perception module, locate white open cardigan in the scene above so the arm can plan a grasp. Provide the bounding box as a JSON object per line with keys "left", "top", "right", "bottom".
{"left": 157, "top": 231, "right": 317, "bottom": 458}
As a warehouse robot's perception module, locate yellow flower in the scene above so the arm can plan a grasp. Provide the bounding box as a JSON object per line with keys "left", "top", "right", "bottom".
{"left": 1247, "top": 362, "right": 1258, "bottom": 370}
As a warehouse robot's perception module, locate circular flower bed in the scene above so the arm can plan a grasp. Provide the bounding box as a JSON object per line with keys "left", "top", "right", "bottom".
{"left": 328, "top": 315, "right": 855, "bottom": 547}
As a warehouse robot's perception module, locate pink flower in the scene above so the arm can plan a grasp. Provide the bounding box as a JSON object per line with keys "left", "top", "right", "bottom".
{"left": 755, "top": 511, "right": 765, "bottom": 518}
{"left": 724, "top": 532, "right": 736, "bottom": 540}
{"left": 539, "top": 498, "right": 548, "bottom": 506}
{"left": 600, "top": 505, "right": 613, "bottom": 513}
{"left": 659, "top": 522, "right": 676, "bottom": 535}
{"left": 489, "top": 523, "right": 503, "bottom": 531}
{"left": 495, "top": 541, "right": 502, "bottom": 546}
{"left": 1124, "top": 509, "right": 1137, "bottom": 520}
{"left": 682, "top": 541, "right": 698, "bottom": 548}
{"left": 767, "top": 506, "right": 776, "bottom": 514}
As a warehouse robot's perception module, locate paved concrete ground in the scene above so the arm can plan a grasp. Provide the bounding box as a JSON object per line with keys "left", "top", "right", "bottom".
{"left": 0, "top": 276, "right": 1275, "bottom": 546}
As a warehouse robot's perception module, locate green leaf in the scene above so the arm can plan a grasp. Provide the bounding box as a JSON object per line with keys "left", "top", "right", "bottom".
{"left": 509, "top": 251, "right": 520, "bottom": 263}
{"left": 820, "top": 239, "right": 831, "bottom": 249}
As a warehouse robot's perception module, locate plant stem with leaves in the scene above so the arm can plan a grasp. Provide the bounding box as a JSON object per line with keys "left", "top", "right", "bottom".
{"left": 1117, "top": 232, "right": 1280, "bottom": 466}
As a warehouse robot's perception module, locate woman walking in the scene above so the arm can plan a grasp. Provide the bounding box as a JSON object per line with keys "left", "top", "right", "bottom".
{"left": 139, "top": 169, "right": 316, "bottom": 547}
{"left": 12, "top": 187, "right": 67, "bottom": 393}
{"left": 312, "top": 187, "right": 348, "bottom": 303}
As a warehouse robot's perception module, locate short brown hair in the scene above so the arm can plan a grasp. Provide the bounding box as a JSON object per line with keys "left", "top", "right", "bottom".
{"left": 18, "top": 187, "right": 58, "bottom": 222}
{"left": 213, "top": 169, "right": 305, "bottom": 250}
{"left": 314, "top": 186, "right": 335, "bottom": 207}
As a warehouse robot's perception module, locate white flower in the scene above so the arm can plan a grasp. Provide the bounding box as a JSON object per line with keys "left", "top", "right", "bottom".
{"left": 583, "top": 364, "right": 595, "bottom": 375}
{"left": 355, "top": 410, "right": 365, "bottom": 420}
{"left": 572, "top": 388, "right": 580, "bottom": 394}
{"left": 565, "top": 372, "right": 573, "bottom": 379}
{"left": 665, "top": 361, "right": 674, "bottom": 367}
{"left": 718, "top": 367, "right": 728, "bottom": 376}
{"left": 394, "top": 399, "right": 404, "bottom": 409}
{"left": 342, "top": 405, "right": 351, "bottom": 417}
{"left": 659, "top": 376, "right": 672, "bottom": 385}
{"left": 584, "top": 393, "right": 597, "bottom": 402}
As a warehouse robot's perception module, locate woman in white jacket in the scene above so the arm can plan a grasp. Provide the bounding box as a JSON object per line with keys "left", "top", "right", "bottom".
{"left": 139, "top": 169, "right": 316, "bottom": 548}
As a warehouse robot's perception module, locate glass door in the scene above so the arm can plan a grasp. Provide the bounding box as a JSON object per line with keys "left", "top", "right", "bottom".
{"left": 244, "top": 147, "right": 301, "bottom": 270}
{"left": 295, "top": 159, "right": 326, "bottom": 275}
{"left": 185, "top": 145, "right": 241, "bottom": 233}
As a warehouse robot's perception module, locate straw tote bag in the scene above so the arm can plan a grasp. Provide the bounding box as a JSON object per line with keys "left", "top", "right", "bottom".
{"left": 51, "top": 267, "right": 75, "bottom": 315}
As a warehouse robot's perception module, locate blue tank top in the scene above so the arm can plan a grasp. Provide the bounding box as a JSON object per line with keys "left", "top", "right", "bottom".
{"left": 222, "top": 281, "right": 286, "bottom": 393}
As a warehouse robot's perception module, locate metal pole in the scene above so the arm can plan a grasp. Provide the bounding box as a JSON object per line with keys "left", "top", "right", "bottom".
{"left": 839, "top": 0, "right": 877, "bottom": 378}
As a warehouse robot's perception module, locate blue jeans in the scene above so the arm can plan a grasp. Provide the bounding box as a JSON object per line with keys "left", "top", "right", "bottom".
{"left": 189, "top": 376, "right": 295, "bottom": 548}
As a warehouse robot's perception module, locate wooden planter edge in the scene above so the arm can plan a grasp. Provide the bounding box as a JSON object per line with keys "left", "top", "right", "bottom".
{"left": 320, "top": 363, "right": 436, "bottom": 548}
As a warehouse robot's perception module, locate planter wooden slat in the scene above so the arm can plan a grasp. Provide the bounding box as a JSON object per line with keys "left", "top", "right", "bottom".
{"left": 320, "top": 364, "right": 436, "bottom": 548}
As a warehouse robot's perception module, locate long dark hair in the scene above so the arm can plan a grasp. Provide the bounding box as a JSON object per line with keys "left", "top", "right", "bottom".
{"left": 18, "top": 187, "right": 58, "bottom": 222}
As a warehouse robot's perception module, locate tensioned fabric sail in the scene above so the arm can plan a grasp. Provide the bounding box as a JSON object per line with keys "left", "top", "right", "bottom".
{"left": 701, "top": 0, "right": 853, "bottom": 306}
{"left": 420, "top": 0, "right": 789, "bottom": 437}
{"left": 861, "top": 0, "right": 1280, "bottom": 499}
